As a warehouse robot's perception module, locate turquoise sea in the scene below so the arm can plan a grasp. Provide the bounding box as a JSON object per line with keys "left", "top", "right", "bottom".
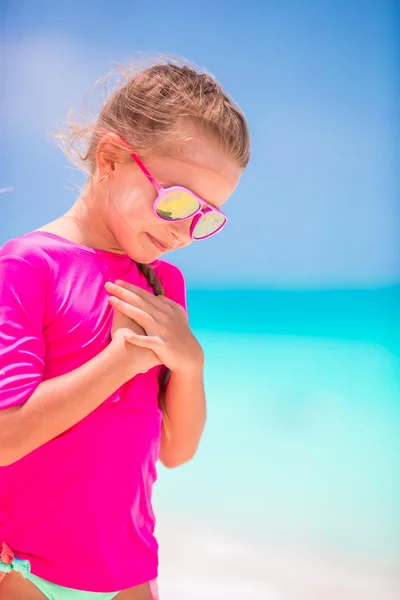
{"left": 154, "top": 286, "right": 400, "bottom": 599}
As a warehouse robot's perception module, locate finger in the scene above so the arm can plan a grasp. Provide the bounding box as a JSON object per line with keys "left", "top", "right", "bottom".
{"left": 124, "top": 332, "right": 162, "bottom": 349}
{"left": 108, "top": 297, "right": 157, "bottom": 330}
{"left": 113, "top": 309, "right": 146, "bottom": 335}
{"left": 105, "top": 282, "right": 158, "bottom": 314}
{"left": 115, "top": 280, "right": 160, "bottom": 307}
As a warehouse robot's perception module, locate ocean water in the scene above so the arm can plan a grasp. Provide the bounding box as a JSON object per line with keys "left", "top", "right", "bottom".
{"left": 154, "top": 286, "right": 400, "bottom": 599}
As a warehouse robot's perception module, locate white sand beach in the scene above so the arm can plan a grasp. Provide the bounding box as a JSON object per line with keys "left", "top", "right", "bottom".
{"left": 156, "top": 516, "right": 400, "bottom": 600}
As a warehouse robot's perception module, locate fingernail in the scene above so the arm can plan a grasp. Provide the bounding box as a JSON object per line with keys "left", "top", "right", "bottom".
{"left": 115, "top": 280, "right": 123, "bottom": 285}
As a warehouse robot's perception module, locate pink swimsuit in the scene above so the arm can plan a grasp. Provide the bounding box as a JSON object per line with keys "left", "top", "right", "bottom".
{"left": 0, "top": 231, "right": 187, "bottom": 593}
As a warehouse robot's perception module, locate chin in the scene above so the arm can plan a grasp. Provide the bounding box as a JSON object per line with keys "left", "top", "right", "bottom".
{"left": 118, "top": 232, "right": 167, "bottom": 264}
{"left": 124, "top": 246, "right": 163, "bottom": 265}
{"left": 137, "top": 254, "right": 161, "bottom": 265}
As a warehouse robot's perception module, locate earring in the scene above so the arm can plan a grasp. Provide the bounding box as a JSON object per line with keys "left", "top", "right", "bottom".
{"left": 100, "top": 173, "right": 110, "bottom": 183}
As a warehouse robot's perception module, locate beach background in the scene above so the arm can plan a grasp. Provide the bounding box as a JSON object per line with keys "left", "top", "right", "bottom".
{"left": 1, "top": 1, "right": 399, "bottom": 598}
{"left": 155, "top": 286, "right": 400, "bottom": 599}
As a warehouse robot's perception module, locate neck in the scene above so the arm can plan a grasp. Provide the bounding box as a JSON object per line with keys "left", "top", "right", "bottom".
{"left": 40, "top": 184, "right": 125, "bottom": 255}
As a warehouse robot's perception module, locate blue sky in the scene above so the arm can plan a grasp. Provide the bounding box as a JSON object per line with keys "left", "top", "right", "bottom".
{"left": 1, "top": 0, "right": 398, "bottom": 287}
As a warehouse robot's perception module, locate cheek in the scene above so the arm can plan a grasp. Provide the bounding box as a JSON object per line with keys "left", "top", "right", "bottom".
{"left": 109, "top": 185, "right": 156, "bottom": 228}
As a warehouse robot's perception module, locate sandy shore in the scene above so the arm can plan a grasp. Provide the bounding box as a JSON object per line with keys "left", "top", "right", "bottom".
{"left": 155, "top": 515, "right": 400, "bottom": 600}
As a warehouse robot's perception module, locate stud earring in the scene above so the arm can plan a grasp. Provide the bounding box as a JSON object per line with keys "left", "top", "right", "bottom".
{"left": 100, "top": 173, "right": 110, "bottom": 183}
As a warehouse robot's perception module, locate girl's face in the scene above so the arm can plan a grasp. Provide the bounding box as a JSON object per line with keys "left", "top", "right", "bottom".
{"left": 96, "top": 140, "right": 242, "bottom": 264}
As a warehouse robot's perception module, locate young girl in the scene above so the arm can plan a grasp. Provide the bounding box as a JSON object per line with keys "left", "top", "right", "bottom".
{"left": 0, "top": 59, "right": 250, "bottom": 599}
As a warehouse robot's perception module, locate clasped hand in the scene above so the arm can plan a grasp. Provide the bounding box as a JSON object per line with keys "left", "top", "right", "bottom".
{"left": 105, "top": 280, "right": 203, "bottom": 376}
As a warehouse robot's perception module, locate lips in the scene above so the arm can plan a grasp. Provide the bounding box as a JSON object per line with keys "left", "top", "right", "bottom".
{"left": 146, "top": 233, "right": 169, "bottom": 252}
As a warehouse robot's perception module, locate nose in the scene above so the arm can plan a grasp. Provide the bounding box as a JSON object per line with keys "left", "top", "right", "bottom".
{"left": 168, "top": 219, "right": 193, "bottom": 246}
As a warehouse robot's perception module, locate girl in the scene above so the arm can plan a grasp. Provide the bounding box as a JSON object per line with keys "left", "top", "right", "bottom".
{"left": 0, "top": 59, "right": 250, "bottom": 599}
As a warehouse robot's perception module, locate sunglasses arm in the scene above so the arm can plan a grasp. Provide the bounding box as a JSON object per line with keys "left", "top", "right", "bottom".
{"left": 118, "top": 135, "right": 162, "bottom": 192}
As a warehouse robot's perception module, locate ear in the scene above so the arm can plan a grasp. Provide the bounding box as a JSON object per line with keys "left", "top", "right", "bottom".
{"left": 95, "top": 134, "right": 125, "bottom": 180}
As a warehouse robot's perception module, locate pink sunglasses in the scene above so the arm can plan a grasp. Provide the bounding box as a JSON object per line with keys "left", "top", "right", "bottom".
{"left": 118, "top": 136, "right": 228, "bottom": 240}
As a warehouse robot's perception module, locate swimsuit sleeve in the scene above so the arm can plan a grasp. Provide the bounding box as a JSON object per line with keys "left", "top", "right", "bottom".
{"left": 0, "top": 255, "right": 46, "bottom": 410}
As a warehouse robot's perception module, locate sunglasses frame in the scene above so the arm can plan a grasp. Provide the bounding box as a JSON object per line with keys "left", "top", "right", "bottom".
{"left": 118, "top": 135, "right": 228, "bottom": 240}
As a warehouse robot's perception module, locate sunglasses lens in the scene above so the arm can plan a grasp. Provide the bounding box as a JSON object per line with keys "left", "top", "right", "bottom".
{"left": 193, "top": 211, "right": 226, "bottom": 240}
{"left": 156, "top": 190, "right": 200, "bottom": 221}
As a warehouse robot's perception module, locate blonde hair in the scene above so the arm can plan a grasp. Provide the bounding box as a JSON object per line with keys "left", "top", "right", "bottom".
{"left": 54, "top": 56, "right": 250, "bottom": 419}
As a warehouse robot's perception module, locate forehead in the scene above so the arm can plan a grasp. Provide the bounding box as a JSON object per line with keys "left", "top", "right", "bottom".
{"left": 143, "top": 140, "right": 242, "bottom": 209}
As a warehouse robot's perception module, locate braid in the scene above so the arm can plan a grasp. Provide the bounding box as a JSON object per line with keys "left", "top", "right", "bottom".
{"left": 136, "top": 262, "right": 165, "bottom": 297}
{"left": 136, "top": 262, "right": 170, "bottom": 429}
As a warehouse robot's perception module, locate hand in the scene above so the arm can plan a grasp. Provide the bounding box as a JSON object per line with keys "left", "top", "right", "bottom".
{"left": 110, "top": 303, "right": 162, "bottom": 375}
{"left": 105, "top": 280, "right": 204, "bottom": 375}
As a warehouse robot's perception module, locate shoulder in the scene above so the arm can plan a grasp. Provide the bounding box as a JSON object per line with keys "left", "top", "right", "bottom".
{"left": 0, "top": 232, "right": 55, "bottom": 269}
{"left": 151, "top": 260, "right": 187, "bottom": 310}
{"left": 152, "top": 259, "right": 185, "bottom": 285}
{"left": 0, "top": 231, "right": 81, "bottom": 291}
{"left": 0, "top": 234, "right": 53, "bottom": 311}
{"left": 0, "top": 232, "right": 57, "bottom": 285}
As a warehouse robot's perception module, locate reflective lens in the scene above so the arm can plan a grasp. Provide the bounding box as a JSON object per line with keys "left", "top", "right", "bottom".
{"left": 192, "top": 211, "right": 226, "bottom": 239}
{"left": 156, "top": 190, "right": 200, "bottom": 221}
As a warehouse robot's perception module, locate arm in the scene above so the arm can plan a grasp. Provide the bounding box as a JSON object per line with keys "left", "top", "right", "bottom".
{"left": 160, "top": 359, "right": 206, "bottom": 468}
{"left": 0, "top": 255, "right": 160, "bottom": 467}
{"left": 109, "top": 293, "right": 206, "bottom": 467}
{"left": 0, "top": 335, "right": 159, "bottom": 467}
{"left": 105, "top": 279, "right": 207, "bottom": 469}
